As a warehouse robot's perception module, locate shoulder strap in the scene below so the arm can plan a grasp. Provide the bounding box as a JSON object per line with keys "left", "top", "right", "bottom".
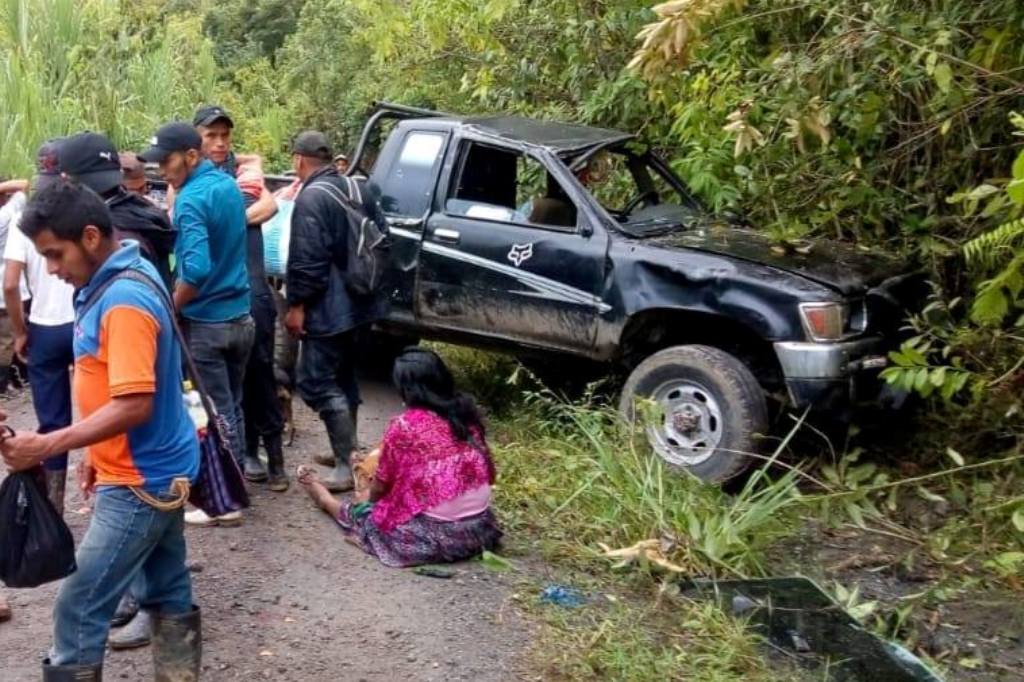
{"left": 78, "top": 269, "right": 224, "bottom": 434}
{"left": 306, "top": 180, "right": 358, "bottom": 212}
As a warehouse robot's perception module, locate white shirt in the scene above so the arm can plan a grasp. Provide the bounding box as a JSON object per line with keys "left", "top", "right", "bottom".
{"left": 0, "top": 192, "right": 31, "bottom": 309}
{"left": 3, "top": 218, "right": 75, "bottom": 326}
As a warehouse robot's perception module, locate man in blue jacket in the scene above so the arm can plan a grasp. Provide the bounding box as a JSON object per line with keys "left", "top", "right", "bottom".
{"left": 140, "top": 122, "right": 253, "bottom": 526}
{"left": 285, "top": 131, "right": 386, "bottom": 492}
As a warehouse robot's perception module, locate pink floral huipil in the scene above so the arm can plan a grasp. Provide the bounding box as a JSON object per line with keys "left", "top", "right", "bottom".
{"left": 371, "top": 408, "right": 495, "bottom": 533}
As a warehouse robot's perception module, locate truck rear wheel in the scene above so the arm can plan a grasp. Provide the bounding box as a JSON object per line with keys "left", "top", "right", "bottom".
{"left": 361, "top": 331, "right": 419, "bottom": 374}
{"left": 619, "top": 345, "right": 768, "bottom": 483}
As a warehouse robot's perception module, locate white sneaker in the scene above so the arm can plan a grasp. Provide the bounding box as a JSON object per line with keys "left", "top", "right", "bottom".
{"left": 184, "top": 509, "right": 243, "bottom": 527}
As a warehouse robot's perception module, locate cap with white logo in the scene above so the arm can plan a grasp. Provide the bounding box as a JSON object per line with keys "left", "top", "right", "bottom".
{"left": 138, "top": 122, "right": 202, "bottom": 163}
{"left": 193, "top": 105, "right": 234, "bottom": 128}
{"left": 61, "top": 132, "right": 123, "bottom": 195}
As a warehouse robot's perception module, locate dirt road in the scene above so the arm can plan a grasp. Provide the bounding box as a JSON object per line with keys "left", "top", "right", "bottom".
{"left": 0, "top": 379, "right": 532, "bottom": 681}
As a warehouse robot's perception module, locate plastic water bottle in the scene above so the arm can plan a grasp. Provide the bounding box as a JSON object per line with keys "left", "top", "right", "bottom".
{"left": 182, "top": 381, "right": 208, "bottom": 430}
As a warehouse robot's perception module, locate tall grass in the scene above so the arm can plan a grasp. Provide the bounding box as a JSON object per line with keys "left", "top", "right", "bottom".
{"left": 490, "top": 389, "right": 805, "bottom": 579}
{"left": 0, "top": 0, "right": 274, "bottom": 177}
{"left": 535, "top": 599, "right": 797, "bottom": 681}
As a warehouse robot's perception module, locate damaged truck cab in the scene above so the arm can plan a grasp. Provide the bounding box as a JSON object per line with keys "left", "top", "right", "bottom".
{"left": 354, "top": 103, "right": 921, "bottom": 482}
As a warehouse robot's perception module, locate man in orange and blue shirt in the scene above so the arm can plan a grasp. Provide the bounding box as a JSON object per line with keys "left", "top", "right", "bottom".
{"left": 0, "top": 180, "right": 201, "bottom": 681}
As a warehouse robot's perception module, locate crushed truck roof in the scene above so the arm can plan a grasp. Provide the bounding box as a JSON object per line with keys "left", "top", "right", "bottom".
{"left": 459, "top": 116, "right": 634, "bottom": 154}
{"left": 368, "top": 101, "right": 635, "bottom": 155}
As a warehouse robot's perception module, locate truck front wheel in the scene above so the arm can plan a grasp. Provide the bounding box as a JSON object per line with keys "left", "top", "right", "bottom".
{"left": 619, "top": 345, "right": 768, "bottom": 483}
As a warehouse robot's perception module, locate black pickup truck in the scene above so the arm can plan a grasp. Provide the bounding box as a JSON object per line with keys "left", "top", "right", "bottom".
{"left": 342, "top": 103, "right": 924, "bottom": 482}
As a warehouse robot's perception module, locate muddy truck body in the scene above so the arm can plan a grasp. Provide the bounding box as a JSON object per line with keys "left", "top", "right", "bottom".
{"left": 338, "top": 103, "right": 927, "bottom": 481}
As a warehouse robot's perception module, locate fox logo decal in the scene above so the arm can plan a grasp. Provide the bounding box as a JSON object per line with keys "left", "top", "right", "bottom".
{"left": 507, "top": 243, "right": 534, "bottom": 267}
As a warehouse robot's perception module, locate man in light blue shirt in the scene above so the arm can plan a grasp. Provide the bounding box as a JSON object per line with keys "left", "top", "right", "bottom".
{"left": 140, "top": 122, "right": 253, "bottom": 526}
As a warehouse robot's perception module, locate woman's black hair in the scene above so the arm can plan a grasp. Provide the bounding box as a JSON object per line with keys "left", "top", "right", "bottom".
{"left": 392, "top": 347, "right": 485, "bottom": 443}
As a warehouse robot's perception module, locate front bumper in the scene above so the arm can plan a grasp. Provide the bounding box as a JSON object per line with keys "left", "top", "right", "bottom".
{"left": 773, "top": 338, "right": 889, "bottom": 411}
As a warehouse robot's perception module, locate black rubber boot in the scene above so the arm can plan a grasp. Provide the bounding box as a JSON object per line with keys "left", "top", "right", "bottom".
{"left": 313, "top": 405, "right": 358, "bottom": 467}
{"left": 265, "top": 432, "right": 289, "bottom": 492}
{"left": 0, "top": 363, "right": 10, "bottom": 394}
{"left": 320, "top": 409, "right": 355, "bottom": 493}
{"left": 109, "top": 609, "right": 152, "bottom": 650}
{"left": 110, "top": 592, "right": 140, "bottom": 628}
{"left": 243, "top": 431, "right": 268, "bottom": 483}
{"left": 152, "top": 606, "right": 201, "bottom": 682}
{"left": 41, "top": 659, "right": 102, "bottom": 681}
{"left": 43, "top": 468, "right": 67, "bottom": 517}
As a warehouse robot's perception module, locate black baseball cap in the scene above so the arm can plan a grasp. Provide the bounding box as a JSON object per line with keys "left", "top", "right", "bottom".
{"left": 138, "top": 122, "right": 202, "bottom": 163}
{"left": 193, "top": 105, "right": 234, "bottom": 128}
{"left": 291, "top": 130, "right": 332, "bottom": 159}
{"left": 32, "top": 138, "right": 64, "bottom": 192}
{"left": 61, "top": 132, "right": 123, "bottom": 195}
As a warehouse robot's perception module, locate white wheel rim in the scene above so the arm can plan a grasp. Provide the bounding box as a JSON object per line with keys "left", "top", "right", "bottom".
{"left": 646, "top": 379, "right": 724, "bottom": 467}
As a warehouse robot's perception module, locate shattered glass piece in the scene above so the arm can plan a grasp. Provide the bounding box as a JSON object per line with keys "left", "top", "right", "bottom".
{"left": 682, "top": 577, "right": 943, "bottom": 682}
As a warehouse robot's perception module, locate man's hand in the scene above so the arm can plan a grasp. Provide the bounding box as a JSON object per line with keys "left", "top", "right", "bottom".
{"left": 285, "top": 305, "right": 306, "bottom": 339}
{"left": 0, "top": 179, "right": 29, "bottom": 195}
{"left": 0, "top": 431, "right": 54, "bottom": 472}
{"left": 13, "top": 332, "right": 28, "bottom": 363}
{"left": 246, "top": 187, "right": 278, "bottom": 225}
{"left": 77, "top": 454, "right": 97, "bottom": 500}
{"left": 173, "top": 282, "right": 200, "bottom": 314}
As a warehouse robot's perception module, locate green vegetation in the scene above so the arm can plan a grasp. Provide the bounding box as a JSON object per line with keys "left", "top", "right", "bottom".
{"left": 532, "top": 598, "right": 792, "bottom": 681}
{"left": 0, "top": 0, "right": 291, "bottom": 174}
{"left": 493, "top": 389, "right": 804, "bottom": 578}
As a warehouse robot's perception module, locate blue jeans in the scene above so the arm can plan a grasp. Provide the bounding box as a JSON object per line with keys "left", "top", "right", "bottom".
{"left": 50, "top": 487, "right": 193, "bottom": 666}
{"left": 184, "top": 316, "right": 255, "bottom": 467}
{"left": 296, "top": 331, "right": 361, "bottom": 416}
{"left": 27, "top": 322, "right": 74, "bottom": 471}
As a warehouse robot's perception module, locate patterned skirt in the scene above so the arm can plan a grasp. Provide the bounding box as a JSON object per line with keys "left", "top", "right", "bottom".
{"left": 335, "top": 502, "right": 503, "bottom": 568}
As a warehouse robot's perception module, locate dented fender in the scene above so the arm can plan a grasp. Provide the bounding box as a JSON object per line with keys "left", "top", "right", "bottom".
{"left": 593, "top": 239, "right": 839, "bottom": 359}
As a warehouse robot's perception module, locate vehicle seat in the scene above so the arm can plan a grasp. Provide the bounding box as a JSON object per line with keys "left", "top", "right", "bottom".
{"left": 528, "top": 197, "right": 575, "bottom": 227}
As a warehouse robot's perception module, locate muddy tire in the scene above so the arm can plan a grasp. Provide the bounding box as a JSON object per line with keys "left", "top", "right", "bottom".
{"left": 618, "top": 344, "right": 768, "bottom": 483}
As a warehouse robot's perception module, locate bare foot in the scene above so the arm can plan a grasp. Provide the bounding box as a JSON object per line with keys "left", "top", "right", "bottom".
{"left": 0, "top": 593, "right": 11, "bottom": 623}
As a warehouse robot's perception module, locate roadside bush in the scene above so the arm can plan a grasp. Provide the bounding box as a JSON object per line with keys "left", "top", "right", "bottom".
{"left": 491, "top": 389, "right": 804, "bottom": 579}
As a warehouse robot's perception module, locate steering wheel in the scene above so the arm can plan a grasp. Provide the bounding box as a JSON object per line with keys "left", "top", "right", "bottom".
{"left": 623, "top": 190, "right": 659, "bottom": 215}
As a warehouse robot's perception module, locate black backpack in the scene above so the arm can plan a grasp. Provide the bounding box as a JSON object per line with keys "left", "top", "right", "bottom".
{"left": 305, "top": 176, "right": 390, "bottom": 297}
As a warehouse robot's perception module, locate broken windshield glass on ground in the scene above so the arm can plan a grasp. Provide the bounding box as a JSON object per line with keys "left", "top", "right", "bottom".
{"left": 683, "top": 577, "right": 943, "bottom": 682}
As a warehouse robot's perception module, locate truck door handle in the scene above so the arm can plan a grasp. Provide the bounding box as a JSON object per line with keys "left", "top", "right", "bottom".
{"left": 433, "top": 228, "right": 461, "bottom": 244}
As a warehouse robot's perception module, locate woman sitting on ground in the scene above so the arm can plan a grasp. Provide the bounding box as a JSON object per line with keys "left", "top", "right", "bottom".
{"left": 298, "top": 348, "right": 501, "bottom": 567}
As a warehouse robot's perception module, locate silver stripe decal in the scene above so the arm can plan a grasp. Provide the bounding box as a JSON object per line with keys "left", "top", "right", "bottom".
{"left": 421, "top": 240, "right": 611, "bottom": 313}
{"left": 390, "top": 227, "right": 419, "bottom": 240}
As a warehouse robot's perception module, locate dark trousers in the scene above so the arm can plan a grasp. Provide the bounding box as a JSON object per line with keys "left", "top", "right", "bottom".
{"left": 242, "top": 292, "right": 283, "bottom": 447}
{"left": 27, "top": 322, "right": 73, "bottom": 472}
{"left": 296, "top": 330, "right": 361, "bottom": 416}
{"left": 184, "top": 316, "right": 255, "bottom": 467}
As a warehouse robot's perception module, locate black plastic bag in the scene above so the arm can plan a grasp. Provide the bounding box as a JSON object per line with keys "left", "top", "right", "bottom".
{"left": 0, "top": 467, "right": 76, "bottom": 588}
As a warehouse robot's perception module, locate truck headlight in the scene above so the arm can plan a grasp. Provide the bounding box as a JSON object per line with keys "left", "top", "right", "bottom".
{"left": 799, "top": 302, "right": 848, "bottom": 342}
